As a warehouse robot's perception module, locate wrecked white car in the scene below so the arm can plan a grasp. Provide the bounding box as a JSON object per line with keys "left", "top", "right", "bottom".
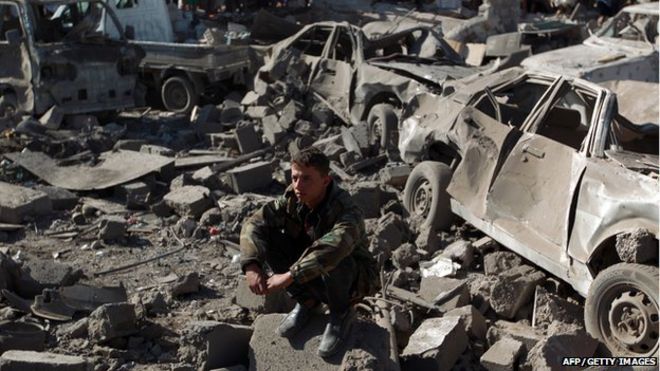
{"left": 0, "top": 0, "right": 144, "bottom": 119}
{"left": 521, "top": 2, "right": 659, "bottom": 83}
{"left": 399, "top": 67, "right": 659, "bottom": 356}
{"left": 256, "top": 21, "right": 479, "bottom": 150}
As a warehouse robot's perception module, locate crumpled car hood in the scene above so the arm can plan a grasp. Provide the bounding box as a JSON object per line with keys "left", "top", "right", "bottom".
{"left": 605, "top": 149, "right": 659, "bottom": 175}
{"left": 521, "top": 43, "right": 640, "bottom": 76}
{"left": 368, "top": 60, "right": 478, "bottom": 87}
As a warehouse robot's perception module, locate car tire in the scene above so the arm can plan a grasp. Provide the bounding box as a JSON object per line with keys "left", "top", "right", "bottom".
{"left": 585, "top": 263, "right": 659, "bottom": 357}
{"left": 367, "top": 103, "right": 398, "bottom": 152}
{"left": 403, "top": 161, "right": 453, "bottom": 231}
{"left": 161, "top": 76, "right": 198, "bottom": 113}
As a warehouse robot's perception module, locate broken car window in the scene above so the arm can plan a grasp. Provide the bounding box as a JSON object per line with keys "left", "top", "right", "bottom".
{"left": 473, "top": 79, "right": 550, "bottom": 128}
{"left": 535, "top": 86, "right": 593, "bottom": 151}
{"left": 290, "top": 26, "right": 332, "bottom": 57}
{"left": 330, "top": 28, "right": 354, "bottom": 63}
{"left": 32, "top": 1, "right": 107, "bottom": 43}
{"left": 0, "top": 3, "right": 22, "bottom": 41}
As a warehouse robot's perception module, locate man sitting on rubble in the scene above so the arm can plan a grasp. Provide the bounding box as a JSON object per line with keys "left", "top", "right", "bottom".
{"left": 240, "top": 147, "right": 378, "bottom": 357}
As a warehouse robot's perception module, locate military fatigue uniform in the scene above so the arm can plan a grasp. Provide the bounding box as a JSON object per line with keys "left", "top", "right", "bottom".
{"left": 240, "top": 180, "right": 379, "bottom": 313}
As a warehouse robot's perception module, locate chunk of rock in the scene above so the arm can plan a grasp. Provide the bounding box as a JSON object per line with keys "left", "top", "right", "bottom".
{"left": 615, "top": 228, "right": 657, "bottom": 264}
{"left": 441, "top": 240, "right": 474, "bottom": 268}
{"left": 170, "top": 272, "right": 200, "bottom": 297}
{"left": 249, "top": 313, "right": 392, "bottom": 371}
{"left": 532, "top": 286, "right": 583, "bottom": 330}
{"left": 480, "top": 337, "right": 523, "bottom": 371}
{"left": 0, "top": 350, "right": 89, "bottom": 371}
{"left": 419, "top": 276, "right": 470, "bottom": 312}
{"left": 401, "top": 316, "right": 468, "bottom": 370}
{"left": 391, "top": 243, "right": 420, "bottom": 269}
{"left": 192, "top": 166, "right": 221, "bottom": 190}
{"left": 22, "top": 258, "right": 82, "bottom": 288}
{"left": 163, "top": 186, "right": 212, "bottom": 219}
{"left": 486, "top": 320, "right": 544, "bottom": 354}
{"left": 373, "top": 212, "right": 409, "bottom": 254}
{"left": 34, "top": 186, "right": 78, "bottom": 210}
{"left": 200, "top": 207, "right": 222, "bottom": 226}
{"left": 115, "top": 182, "right": 150, "bottom": 209}
{"left": 226, "top": 161, "right": 273, "bottom": 193}
{"left": 445, "top": 305, "right": 488, "bottom": 341}
{"left": 87, "top": 303, "right": 137, "bottom": 343}
{"left": 490, "top": 265, "right": 545, "bottom": 319}
{"left": 0, "top": 182, "right": 52, "bottom": 223}
{"left": 524, "top": 324, "right": 597, "bottom": 370}
{"left": 234, "top": 280, "right": 295, "bottom": 314}
{"left": 234, "top": 123, "right": 263, "bottom": 154}
{"left": 98, "top": 215, "right": 127, "bottom": 241}
{"left": 378, "top": 165, "right": 411, "bottom": 188}
{"left": 349, "top": 182, "right": 397, "bottom": 219}
{"left": 178, "top": 320, "right": 252, "bottom": 369}
{"left": 483, "top": 251, "right": 522, "bottom": 276}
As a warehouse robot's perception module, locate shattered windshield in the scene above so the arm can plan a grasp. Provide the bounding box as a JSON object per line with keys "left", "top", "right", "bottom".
{"left": 597, "top": 10, "right": 658, "bottom": 45}
{"left": 31, "top": 0, "right": 109, "bottom": 43}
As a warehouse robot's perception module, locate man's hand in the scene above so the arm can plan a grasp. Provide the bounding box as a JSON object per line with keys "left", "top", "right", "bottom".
{"left": 245, "top": 263, "right": 268, "bottom": 295}
{"left": 266, "top": 271, "right": 294, "bottom": 293}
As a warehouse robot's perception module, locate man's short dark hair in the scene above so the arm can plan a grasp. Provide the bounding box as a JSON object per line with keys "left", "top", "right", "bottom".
{"left": 292, "top": 147, "right": 330, "bottom": 176}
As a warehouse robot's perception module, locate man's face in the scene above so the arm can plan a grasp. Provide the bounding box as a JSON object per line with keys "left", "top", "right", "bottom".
{"left": 291, "top": 162, "right": 330, "bottom": 208}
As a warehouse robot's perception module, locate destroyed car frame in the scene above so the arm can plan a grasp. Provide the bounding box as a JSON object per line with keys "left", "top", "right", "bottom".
{"left": 256, "top": 21, "right": 479, "bottom": 151}
{"left": 0, "top": 0, "right": 144, "bottom": 119}
{"left": 398, "top": 67, "right": 659, "bottom": 357}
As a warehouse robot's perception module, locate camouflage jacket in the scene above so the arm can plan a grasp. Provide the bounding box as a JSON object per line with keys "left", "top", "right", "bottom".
{"left": 240, "top": 180, "right": 379, "bottom": 298}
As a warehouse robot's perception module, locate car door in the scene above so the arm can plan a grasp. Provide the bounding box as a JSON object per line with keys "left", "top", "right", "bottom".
{"left": 309, "top": 25, "right": 355, "bottom": 123}
{"left": 485, "top": 78, "right": 596, "bottom": 250}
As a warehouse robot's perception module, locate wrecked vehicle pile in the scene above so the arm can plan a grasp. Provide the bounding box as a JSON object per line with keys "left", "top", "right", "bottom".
{"left": 0, "top": 0, "right": 656, "bottom": 370}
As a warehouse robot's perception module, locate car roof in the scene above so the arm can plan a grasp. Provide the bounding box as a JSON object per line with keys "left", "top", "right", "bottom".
{"left": 622, "top": 2, "right": 659, "bottom": 16}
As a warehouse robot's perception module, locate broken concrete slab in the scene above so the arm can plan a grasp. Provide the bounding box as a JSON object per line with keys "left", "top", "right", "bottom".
{"left": 0, "top": 321, "right": 46, "bottom": 353}
{"left": 22, "top": 258, "right": 82, "bottom": 288}
{"left": 98, "top": 216, "right": 127, "bottom": 241}
{"left": 178, "top": 321, "right": 252, "bottom": 369}
{"left": 262, "top": 115, "right": 286, "bottom": 145}
{"left": 249, "top": 313, "right": 393, "bottom": 371}
{"left": 113, "top": 139, "right": 147, "bottom": 152}
{"left": 6, "top": 150, "right": 174, "bottom": 191}
{"left": 170, "top": 273, "right": 200, "bottom": 297}
{"left": 441, "top": 240, "right": 474, "bottom": 269}
{"left": 445, "top": 305, "right": 488, "bottom": 341}
{"left": 0, "top": 350, "right": 89, "bottom": 371}
{"left": 234, "top": 280, "right": 294, "bottom": 314}
{"left": 486, "top": 320, "right": 545, "bottom": 354}
{"left": 192, "top": 167, "right": 221, "bottom": 190}
{"left": 401, "top": 316, "right": 468, "bottom": 371}
{"left": 140, "top": 144, "right": 175, "bottom": 157}
{"left": 277, "top": 100, "right": 301, "bottom": 130}
{"left": 164, "top": 186, "right": 212, "bottom": 219}
{"left": 34, "top": 186, "right": 78, "bottom": 210}
{"left": 115, "top": 182, "right": 150, "bottom": 209}
{"left": 419, "top": 276, "right": 470, "bottom": 312}
{"left": 226, "top": 161, "right": 273, "bottom": 194}
{"left": 235, "top": 124, "right": 263, "bottom": 154}
{"left": 175, "top": 155, "right": 232, "bottom": 170}
{"left": 480, "top": 337, "right": 523, "bottom": 371}
{"left": 245, "top": 106, "right": 274, "bottom": 120}
{"left": 532, "top": 286, "right": 583, "bottom": 330}
{"left": 483, "top": 251, "right": 522, "bottom": 276}
{"left": 524, "top": 324, "right": 598, "bottom": 370}
{"left": 349, "top": 182, "right": 397, "bottom": 219}
{"left": 0, "top": 182, "right": 51, "bottom": 224}
{"left": 87, "top": 303, "right": 138, "bottom": 343}
{"left": 379, "top": 165, "right": 411, "bottom": 188}
{"left": 490, "top": 265, "right": 545, "bottom": 319}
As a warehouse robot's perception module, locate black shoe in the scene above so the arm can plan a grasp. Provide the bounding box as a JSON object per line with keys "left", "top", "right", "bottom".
{"left": 317, "top": 310, "right": 354, "bottom": 358}
{"left": 277, "top": 303, "right": 312, "bottom": 338}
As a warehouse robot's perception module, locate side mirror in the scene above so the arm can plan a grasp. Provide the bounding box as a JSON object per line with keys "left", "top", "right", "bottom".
{"left": 124, "top": 25, "right": 135, "bottom": 40}
{"left": 5, "top": 29, "right": 22, "bottom": 45}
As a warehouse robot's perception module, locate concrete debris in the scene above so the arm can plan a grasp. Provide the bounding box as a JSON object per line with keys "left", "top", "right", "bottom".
{"left": 532, "top": 286, "right": 583, "bottom": 330}
{"left": 379, "top": 165, "right": 411, "bottom": 188}
{"left": 486, "top": 320, "right": 545, "bottom": 354}
{"left": 445, "top": 305, "right": 488, "bottom": 341}
{"left": 115, "top": 181, "right": 150, "bottom": 209}
{"left": 483, "top": 251, "right": 523, "bottom": 276}
{"left": 170, "top": 273, "right": 200, "bottom": 297}
{"left": 262, "top": 115, "right": 286, "bottom": 145}
{"left": 226, "top": 161, "right": 273, "bottom": 193}
{"left": 98, "top": 216, "right": 127, "bottom": 241}
{"left": 249, "top": 313, "right": 393, "bottom": 371}
{"left": 401, "top": 316, "right": 468, "bottom": 370}
{"left": 524, "top": 323, "right": 598, "bottom": 370}
{"left": 0, "top": 350, "right": 89, "bottom": 371}
{"left": 490, "top": 265, "right": 546, "bottom": 319}
{"left": 440, "top": 239, "right": 474, "bottom": 268}
{"left": 419, "top": 276, "right": 470, "bottom": 312}
{"left": 480, "top": 337, "right": 524, "bottom": 371}
{"left": 615, "top": 228, "right": 657, "bottom": 264}
{"left": 234, "top": 280, "right": 295, "bottom": 314}
{"left": 235, "top": 124, "right": 263, "bottom": 154}
{"left": 0, "top": 321, "right": 46, "bottom": 353}
{"left": 391, "top": 243, "right": 420, "bottom": 269}
{"left": 192, "top": 166, "right": 222, "bottom": 190}
{"left": 163, "top": 186, "right": 212, "bottom": 219}
{"left": 34, "top": 186, "right": 78, "bottom": 211}
{"left": 179, "top": 321, "right": 252, "bottom": 370}
{"left": 87, "top": 303, "right": 138, "bottom": 343}
{"left": 0, "top": 182, "right": 52, "bottom": 224}
{"left": 22, "top": 258, "right": 82, "bottom": 288}
{"left": 349, "top": 182, "right": 397, "bottom": 219}
{"left": 140, "top": 145, "right": 176, "bottom": 157}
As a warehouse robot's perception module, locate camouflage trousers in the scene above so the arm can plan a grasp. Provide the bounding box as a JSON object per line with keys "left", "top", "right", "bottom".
{"left": 264, "top": 230, "right": 357, "bottom": 316}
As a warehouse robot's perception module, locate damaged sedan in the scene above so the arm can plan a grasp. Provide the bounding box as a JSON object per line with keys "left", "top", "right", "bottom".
{"left": 256, "top": 21, "right": 480, "bottom": 151}
{"left": 398, "top": 67, "right": 659, "bottom": 356}
{"left": 0, "top": 0, "right": 144, "bottom": 119}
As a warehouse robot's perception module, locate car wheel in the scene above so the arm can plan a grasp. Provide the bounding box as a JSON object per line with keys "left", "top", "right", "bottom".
{"left": 585, "top": 263, "right": 659, "bottom": 357}
{"left": 161, "top": 76, "right": 198, "bottom": 113}
{"left": 403, "top": 161, "right": 453, "bottom": 231}
{"left": 367, "top": 103, "right": 398, "bottom": 153}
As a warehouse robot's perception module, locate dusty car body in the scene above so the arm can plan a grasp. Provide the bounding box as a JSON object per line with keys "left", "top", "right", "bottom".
{"left": 399, "top": 67, "right": 659, "bottom": 356}
{"left": 256, "top": 21, "right": 478, "bottom": 126}
{"left": 521, "top": 2, "right": 659, "bottom": 83}
{"left": 0, "top": 0, "right": 144, "bottom": 118}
